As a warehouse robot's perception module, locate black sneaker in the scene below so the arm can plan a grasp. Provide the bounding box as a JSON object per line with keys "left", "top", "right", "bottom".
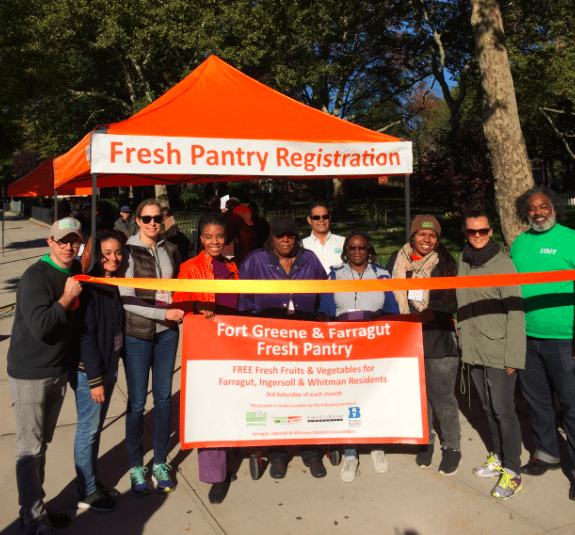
{"left": 438, "top": 447, "right": 462, "bottom": 476}
{"left": 415, "top": 443, "right": 434, "bottom": 469}
{"left": 78, "top": 489, "right": 118, "bottom": 512}
{"left": 20, "top": 512, "right": 71, "bottom": 531}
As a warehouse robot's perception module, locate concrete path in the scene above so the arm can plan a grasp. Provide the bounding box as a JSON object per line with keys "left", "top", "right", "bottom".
{"left": 0, "top": 212, "right": 574, "bottom": 535}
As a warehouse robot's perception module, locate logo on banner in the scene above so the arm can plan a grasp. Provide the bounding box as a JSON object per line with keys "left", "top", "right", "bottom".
{"left": 246, "top": 411, "right": 267, "bottom": 426}
{"left": 348, "top": 406, "right": 362, "bottom": 428}
{"left": 306, "top": 414, "right": 344, "bottom": 423}
{"left": 272, "top": 416, "right": 303, "bottom": 425}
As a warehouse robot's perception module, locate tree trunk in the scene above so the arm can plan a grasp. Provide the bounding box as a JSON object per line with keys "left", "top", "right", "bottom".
{"left": 155, "top": 184, "right": 170, "bottom": 207}
{"left": 469, "top": 0, "right": 534, "bottom": 247}
{"left": 332, "top": 178, "right": 345, "bottom": 217}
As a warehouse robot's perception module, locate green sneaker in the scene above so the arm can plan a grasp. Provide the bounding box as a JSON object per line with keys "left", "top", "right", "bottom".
{"left": 492, "top": 470, "right": 522, "bottom": 500}
{"left": 152, "top": 463, "right": 176, "bottom": 493}
{"left": 473, "top": 452, "right": 502, "bottom": 478}
{"left": 130, "top": 466, "right": 150, "bottom": 497}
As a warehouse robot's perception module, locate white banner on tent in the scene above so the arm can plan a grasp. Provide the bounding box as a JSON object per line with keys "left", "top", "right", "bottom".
{"left": 90, "top": 133, "right": 412, "bottom": 176}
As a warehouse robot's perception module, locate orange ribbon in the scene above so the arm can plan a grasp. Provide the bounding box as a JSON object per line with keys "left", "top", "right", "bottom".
{"left": 74, "top": 269, "right": 575, "bottom": 294}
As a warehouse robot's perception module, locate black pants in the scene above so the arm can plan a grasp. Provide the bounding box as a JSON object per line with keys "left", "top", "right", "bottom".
{"left": 470, "top": 365, "right": 522, "bottom": 474}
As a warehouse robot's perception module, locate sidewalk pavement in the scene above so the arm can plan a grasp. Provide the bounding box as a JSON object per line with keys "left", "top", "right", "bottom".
{"left": 1, "top": 212, "right": 574, "bottom": 535}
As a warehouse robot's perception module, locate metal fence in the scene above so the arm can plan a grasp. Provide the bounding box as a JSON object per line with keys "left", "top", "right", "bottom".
{"left": 31, "top": 206, "right": 53, "bottom": 225}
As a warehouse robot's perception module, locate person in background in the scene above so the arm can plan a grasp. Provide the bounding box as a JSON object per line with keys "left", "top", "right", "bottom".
{"left": 239, "top": 215, "right": 327, "bottom": 479}
{"left": 74, "top": 203, "right": 92, "bottom": 240}
{"left": 114, "top": 205, "right": 138, "bottom": 241}
{"left": 510, "top": 186, "right": 575, "bottom": 501}
{"left": 162, "top": 207, "right": 192, "bottom": 261}
{"left": 68, "top": 232, "right": 125, "bottom": 512}
{"left": 8, "top": 218, "right": 83, "bottom": 535}
{"left": 457, "top": 203, "right": 525, "bottom": 500}
{"left": 174, "top": 212, "right": 239, "bottom": 504}
{"left": 317, "top": 229, "right": 399, "bottom": 483}
{"left": 118, "top": 199, "right": 184, "bottom": 496}
{"left": 302, "top": 201, "right": 345, "bottom": 275}
{"left": 248, "top": 201, "right": 270, "bottom": 249}
{"left": 387, "top": 215, "right": 461, "bottom": 476}
{"left": 233, "top": 205, "right": 258, "bottom": 263}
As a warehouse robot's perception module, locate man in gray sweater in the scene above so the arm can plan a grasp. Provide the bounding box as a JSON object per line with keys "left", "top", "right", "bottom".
{"left": 7, "top": 218, "right": 83, "bottom": 535}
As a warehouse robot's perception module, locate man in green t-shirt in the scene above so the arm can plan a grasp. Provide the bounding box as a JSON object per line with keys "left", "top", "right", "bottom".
{"left": 510, "top": 186, "right": 575, "bottom": 501}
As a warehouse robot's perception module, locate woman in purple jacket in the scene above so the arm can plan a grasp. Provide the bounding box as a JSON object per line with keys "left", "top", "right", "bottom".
{"left": 239, "top": 215, "right": 326, "bottom": 479}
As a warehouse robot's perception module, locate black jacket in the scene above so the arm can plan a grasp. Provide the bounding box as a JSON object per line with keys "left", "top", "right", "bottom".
{"left": 387, "top": 251, "right": 457, "bottom": 359}
{"left": 7, "top": 257, "right": 82, "bottom": 379}
{"left": 68, "top": 267, "right": 125, "bottom": 388}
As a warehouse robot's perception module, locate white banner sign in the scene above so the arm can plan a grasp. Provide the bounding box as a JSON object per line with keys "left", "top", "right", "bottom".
{"left": 91, "top": 133, "right": 413, "bottom": 176}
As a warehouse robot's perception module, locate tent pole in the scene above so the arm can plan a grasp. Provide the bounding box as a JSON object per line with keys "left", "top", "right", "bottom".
{"left": 91, "top": 174, "right": 97, "bottom": 267}
{"left": 2, "top": 186, "right": 5, "bottom": 256}
{"left": 405, "top": 174, "right": 411, "bottom": 243}
{"left": 54, "top": 189, "right": 58, "bottom": 222}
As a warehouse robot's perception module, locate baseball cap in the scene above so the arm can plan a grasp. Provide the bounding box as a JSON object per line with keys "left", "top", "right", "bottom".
{"left": 269, "top": 215, "right": 297, "bottom": 236}
{"left": 120, "top": 205, "right": 131, "bottom": 213}
{"left": 51, "top": 218, "right": 82, "bottom": 240}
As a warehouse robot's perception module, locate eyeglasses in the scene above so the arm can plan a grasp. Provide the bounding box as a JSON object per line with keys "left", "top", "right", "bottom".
{"left": 311, "top": 215, "right": 331, "bottom": 221}
{"left": 52, "top": 237, "right": 82, "bottom": 248}
{"left": 347, "top": 246, "right": 368, "bottom": 252}
{"left": 139, "top": 215, "right": 163, "bottom": 224}
{"left": 465, "top": 228, "right": 490, "bottom": 237}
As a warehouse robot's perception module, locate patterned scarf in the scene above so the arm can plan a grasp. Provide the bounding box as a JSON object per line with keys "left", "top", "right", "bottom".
{"left": 391, "top": 243, "right": 439, "bottom": 313}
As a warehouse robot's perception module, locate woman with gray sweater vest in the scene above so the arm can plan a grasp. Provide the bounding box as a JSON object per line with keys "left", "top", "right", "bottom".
{"left": 118, "top": 199, "right": 184, "bottom": 497}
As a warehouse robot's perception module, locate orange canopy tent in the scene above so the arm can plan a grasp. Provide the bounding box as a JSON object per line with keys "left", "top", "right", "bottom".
{"left": 53, "top": 55, "right": 412, "bottom": 189}
{"left": 8, "top": 159, "right": 91, "bottom": 197}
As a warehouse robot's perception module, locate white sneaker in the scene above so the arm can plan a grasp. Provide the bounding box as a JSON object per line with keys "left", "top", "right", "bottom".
{"left": 340, "top": 456, "right": 359, "bottom": 483}
{"left": 371, "top": 450, "right": 389, "bottom": 473}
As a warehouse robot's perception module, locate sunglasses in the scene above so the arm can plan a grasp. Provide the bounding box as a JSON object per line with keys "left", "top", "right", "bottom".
{"left": 139, "top": 215, "right": 163, "bottom": 224}
{"left": 347, "top": 246, "right": 368, "bottom": 252}
{"left": 311, "top": 215, "right": 330, "bottom": 221}
{"left": 465, "top": 228, "right": 490, "bottom": 237}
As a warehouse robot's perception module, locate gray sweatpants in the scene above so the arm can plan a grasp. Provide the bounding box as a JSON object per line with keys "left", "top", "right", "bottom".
{"left": 9, "top": 374, "right": 67, "bottom": 532}
{"left": 425, "top": 357, "right": 461, "bottom": 450}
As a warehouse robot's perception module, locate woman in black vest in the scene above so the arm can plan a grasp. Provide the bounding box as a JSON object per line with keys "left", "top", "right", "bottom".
{"left": 118, "top": 199, "right": 184, "bottom": 496}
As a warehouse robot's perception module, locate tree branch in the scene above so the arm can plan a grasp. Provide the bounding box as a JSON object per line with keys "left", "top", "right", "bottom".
{"left": 539, "top": 107, "right": 575, "bottom": 160}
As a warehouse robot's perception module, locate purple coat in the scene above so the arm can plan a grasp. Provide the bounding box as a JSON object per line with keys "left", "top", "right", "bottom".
{"left": 239, "top": 247, "right": 326, "bottom": 318}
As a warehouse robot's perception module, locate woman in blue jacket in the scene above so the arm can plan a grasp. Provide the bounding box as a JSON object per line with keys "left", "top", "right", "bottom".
{"left": 68, "top": 232, "right": 124, "bottom": 512}
{"left": 317, "top": 229, "right": 399, "bottom": 482}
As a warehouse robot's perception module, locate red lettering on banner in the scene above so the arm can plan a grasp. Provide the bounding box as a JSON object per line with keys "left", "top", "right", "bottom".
{"left": 390, "top": 152, "right": 400, "bottom": 165}
{"left": 277, "top": 147, "right": 289, "bottom": 166}
{"left": 206, "top": 150, "right": 218, "bottom": 165}
{"left": 291, "top": 152, "right": 302, "bottom": 167}
{"left": 236, "top": 147, "right": 246, "bottom": 166}
{"left": 153, "top": 148, "right": 165, "bottom": 164}
{"left": 191, "top": 145, "right": 205, "bottom": 164}
{"left": 111, "top": 142, "right": 123, "bottom": 163}
{"left": 137, "top": 148, "right": 151, "bottom": 164}
{"left": 126, "top": 147, "right": 136, "bottom": 163}
{"left": 222, "top": 150, "right": 234, "bottom": 166}
{"left": 376, "top": 153, "right": 387, "bottom": 166}
{"left": 167, "top": 143, "right": 180, "bottom": 165}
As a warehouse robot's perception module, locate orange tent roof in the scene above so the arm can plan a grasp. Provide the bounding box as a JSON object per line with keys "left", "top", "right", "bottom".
{"left": 8, "top": 159, "right": 90, "bottom": 197}
{"left": 54, "top": 55, "right": 412, "bottom": 189}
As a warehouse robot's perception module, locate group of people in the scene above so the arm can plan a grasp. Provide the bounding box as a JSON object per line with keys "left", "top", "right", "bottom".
{"left": 7, "top": 186, "right": 575, "bottom": 535}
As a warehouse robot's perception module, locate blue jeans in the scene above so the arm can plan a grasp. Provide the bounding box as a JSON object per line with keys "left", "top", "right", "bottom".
{"left": 124, "top": 329, "right": 179, "bottom": 467}
{"left": 519, "top": 337, "right": 575, "bottom": 468}
{"left": 68, "top": 369, "right": 116, "bottom": 496}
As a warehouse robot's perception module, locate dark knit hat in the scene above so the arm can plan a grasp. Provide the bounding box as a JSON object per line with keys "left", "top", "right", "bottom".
{"left": 411, "top": 215, "right": 441, "bottom": 237}
{"left": 269, "top": 215, "right": 298, "bottom": 236}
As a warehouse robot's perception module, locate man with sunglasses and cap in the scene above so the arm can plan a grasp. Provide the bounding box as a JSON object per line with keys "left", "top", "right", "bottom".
{"left": 8, "top": 218, "right": 83, "bottom": 535}
{"left": 302, "top": 201, "right": 345, "bottom": 275}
